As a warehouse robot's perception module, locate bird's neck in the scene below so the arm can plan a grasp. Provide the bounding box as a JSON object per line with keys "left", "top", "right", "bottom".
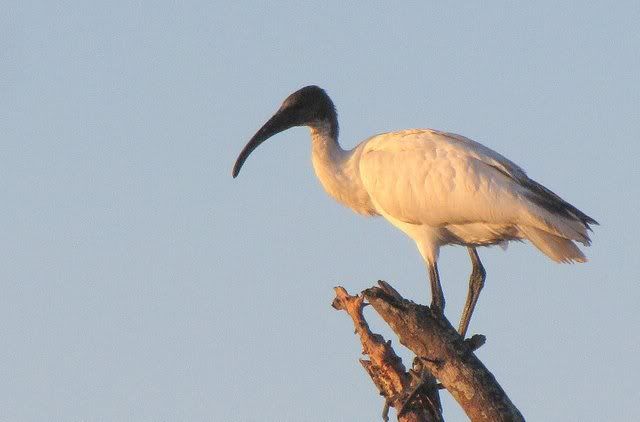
{"left": 310, "top": 121, "right": 345, "bottom": 163}
{"left": 310, "top": 122, "right": 376, "bottom": 215}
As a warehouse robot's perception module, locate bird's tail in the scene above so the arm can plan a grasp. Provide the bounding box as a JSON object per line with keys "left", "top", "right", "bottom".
{"left": 519, "top": 225, "right": 587, "bottom": 263}
{"left": 514, "top": 176, "right": 597, "bottom": 262}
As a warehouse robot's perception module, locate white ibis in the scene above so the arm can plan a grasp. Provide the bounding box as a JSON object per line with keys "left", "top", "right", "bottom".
{"left": 232, "top": 85, "right": 597, "bottom": 337}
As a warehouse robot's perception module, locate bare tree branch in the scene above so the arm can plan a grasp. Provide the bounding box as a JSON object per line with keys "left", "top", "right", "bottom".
{"left": 363, "top": 282, "right": 525, "bottom": 422}
{"left": 332, "top": 287, "right": 442, "bottom": 422}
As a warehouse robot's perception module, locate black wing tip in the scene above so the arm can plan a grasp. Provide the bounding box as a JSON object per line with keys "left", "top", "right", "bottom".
{"left": 572, "top": 215, "right": 599, "bottom": 232}
{"left": 576, "top": 211, "right": 598, "bottom": 228}
{"left": 521, "top": 179, "right": 599, "bottom": 230}
{"left": 584, "top": 216, "right": 599, "bottom": 228}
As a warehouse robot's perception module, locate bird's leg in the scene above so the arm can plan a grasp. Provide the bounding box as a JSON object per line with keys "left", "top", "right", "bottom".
{"left": 458, "top": 247, "right": 486, "bottom": 338}
{"left": 427, "top": 260, "right": 445, "bottom": 314}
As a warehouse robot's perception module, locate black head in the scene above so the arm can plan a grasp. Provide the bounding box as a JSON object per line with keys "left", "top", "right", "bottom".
{"left": 278, "top": 86, "right": 338, "bottom": 135}
{"left": 232, "top": 85, "right": 338, "bottom": 178}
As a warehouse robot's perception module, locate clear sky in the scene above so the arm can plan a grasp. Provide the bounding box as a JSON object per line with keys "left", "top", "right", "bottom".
{"left": 3, "top": 2, "right": 639, "bottom": 421}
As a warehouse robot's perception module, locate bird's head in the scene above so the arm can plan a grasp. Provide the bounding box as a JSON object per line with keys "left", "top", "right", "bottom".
{"left": 232, "top": 85, "right": 337, "bottom": 178}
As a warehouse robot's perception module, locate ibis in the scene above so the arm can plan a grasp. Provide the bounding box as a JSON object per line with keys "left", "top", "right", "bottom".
{"left": 232, "top": 86, "right": 597, "bottom": 337}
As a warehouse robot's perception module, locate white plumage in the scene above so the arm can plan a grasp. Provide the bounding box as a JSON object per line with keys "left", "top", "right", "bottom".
{"left": 312, "top": 127, "right": 590, "bottom": 264}
{"left": 233, "top": 86, "right": 596, "bottom": 336}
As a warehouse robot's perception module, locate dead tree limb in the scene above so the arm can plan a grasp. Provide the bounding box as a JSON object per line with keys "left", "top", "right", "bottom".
{"left": 334, "top": 281, "right": 524, "bottom": 422}
{"left": 332, "top": 287, "right": 442, "bottom": 422}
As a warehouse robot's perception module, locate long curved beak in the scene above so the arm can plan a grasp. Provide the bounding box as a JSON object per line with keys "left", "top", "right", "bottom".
{"left": 232, "top": 111, "right": 293, "bottom": 178}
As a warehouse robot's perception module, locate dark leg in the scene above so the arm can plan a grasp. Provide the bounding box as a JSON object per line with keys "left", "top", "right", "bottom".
{"left": 428, "top": 260, "right": 445, "bottom": 314}
{"left": 458, "top": 247, "right": 486, "bottom": 337}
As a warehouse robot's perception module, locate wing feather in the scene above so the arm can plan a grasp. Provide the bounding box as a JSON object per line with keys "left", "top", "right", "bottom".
{"left": 359, "top": 129, "right": 524, "bottom": 227}
{"left": 358, "top": 129, "right": 595, "bottom": 243}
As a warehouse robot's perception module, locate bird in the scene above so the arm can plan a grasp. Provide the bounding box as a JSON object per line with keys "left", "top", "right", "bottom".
{"left": 232, "top": 85, "right": 597, "bottom": 337}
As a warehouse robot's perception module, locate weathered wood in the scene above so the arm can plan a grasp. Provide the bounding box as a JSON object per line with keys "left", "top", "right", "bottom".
{"left": 332, "top": 287, "right": 442, "bottom": 422}
{"left": 364, "top": 283, "right": 525, "bottom": 422}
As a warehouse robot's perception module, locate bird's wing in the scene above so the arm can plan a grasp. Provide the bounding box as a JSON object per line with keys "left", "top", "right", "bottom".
{"left": 358, "top": 129, "right": 528, "bottom": 227}
{"left": 362, "top": 127, "right": 595, "bottom": 233}
{"left": 359, "top": 128, "right": 594, "bottom": 245}
{"left": 438, "top": 131, "right": 597, "bottom": 228}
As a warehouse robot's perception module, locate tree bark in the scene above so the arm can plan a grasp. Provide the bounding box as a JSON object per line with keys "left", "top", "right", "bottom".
{"left": 332, "top": 286, "right": 442, "bottom": 422}
{"left": 333, "top": 281, "right": 524, "bottom": 422}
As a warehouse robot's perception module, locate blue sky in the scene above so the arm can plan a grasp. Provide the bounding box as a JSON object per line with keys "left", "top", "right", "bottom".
{"left": 3, "top": 2, "right": 639, "bottom": 421}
